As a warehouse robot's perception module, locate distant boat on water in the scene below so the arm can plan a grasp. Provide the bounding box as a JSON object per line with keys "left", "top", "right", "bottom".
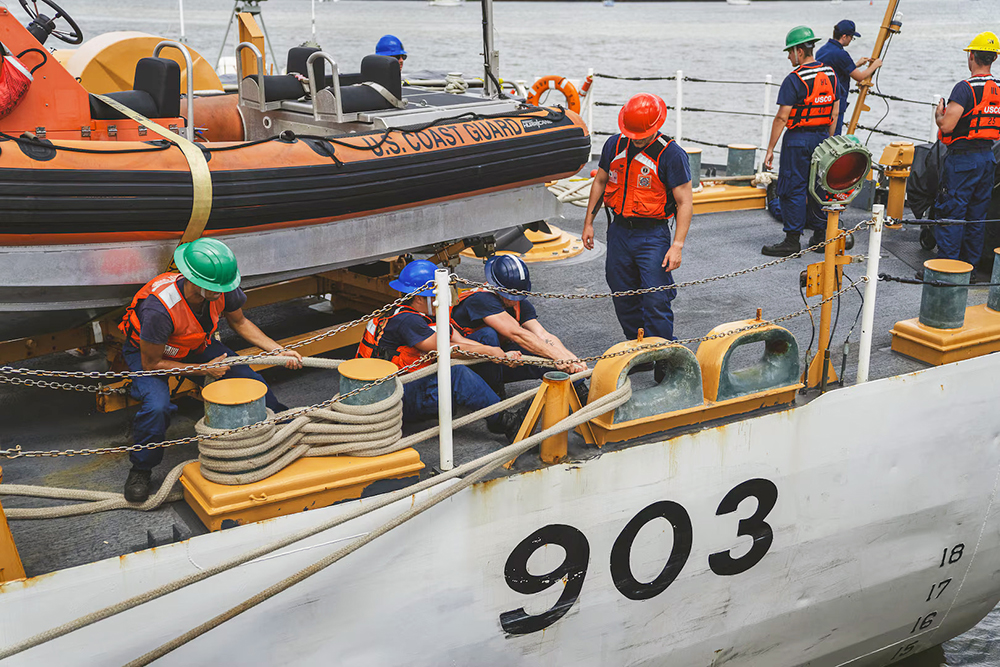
{"left": 727, "top": 0, "right": 751, "bottom": 5}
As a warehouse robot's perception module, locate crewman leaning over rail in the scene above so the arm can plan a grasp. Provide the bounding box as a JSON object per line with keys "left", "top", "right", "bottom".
{"left": 356, "top": 259, "right": 527, "bottom": 443}
{"left": 451, "top": 255, "right": 589, "bottom": 403}
{"left": 763, "top": 26, "right": 840, "bottom": 258}
{"left": 118, "top": 238, "right": 303, "bottom": 503}
{"left": 582, "top": 93, "right": 693, "bottom": 383}
{"left": 929, "top": 32, "right": 1000, "bottom": 274}
{"left": 816, "top": 19, "right": 883, "bottom": 136}
{"left": 375, "top": 34, "right": 407, "bottom": 71}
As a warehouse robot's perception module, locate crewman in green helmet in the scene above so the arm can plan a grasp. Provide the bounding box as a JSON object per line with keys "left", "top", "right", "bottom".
{"left": 117, "top": 238, "right": 303, "bottom": 503}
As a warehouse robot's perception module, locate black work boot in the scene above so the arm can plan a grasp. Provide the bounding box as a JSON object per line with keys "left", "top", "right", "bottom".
{"left": 653, "top": 360, "right": 669, "bottom": 384}
{"left": 762, "top": 233, "right": 801, "bottom": 257}
{"left": 124, "top": 468, "right": 152, "bottom": 503}
{"left": 487, "top": 404, "right": 530, "bottom": 444}
{"left": 573, "top": 380, "right": 589, "bottom": 406}
{"left": 809, "top": 228, "right": 855, "bottom": 252}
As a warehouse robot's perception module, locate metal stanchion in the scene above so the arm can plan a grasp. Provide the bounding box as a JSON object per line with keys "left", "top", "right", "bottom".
{"left": 434, "top": 269, "right": 453, "bottom": 470}
{"left": 675, "top": 70, "right": 683, "bottom": 142}
{"left": 760, "top": 75, "right": 772, "bottom": 171}
{"left": 857, "top": 204, "right": 884, "bottom": 383}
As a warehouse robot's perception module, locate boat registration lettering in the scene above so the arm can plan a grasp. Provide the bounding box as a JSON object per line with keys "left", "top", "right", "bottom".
{"left": 499, "top": 477, "right": 778, "bottom": 636}
{"left": 357, "top": 119, "right": 527, "bottom": 156}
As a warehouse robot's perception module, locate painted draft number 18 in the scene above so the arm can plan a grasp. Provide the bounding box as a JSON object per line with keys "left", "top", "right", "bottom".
{"left": 499, "top": 478, "right": 778, "bottom": 636}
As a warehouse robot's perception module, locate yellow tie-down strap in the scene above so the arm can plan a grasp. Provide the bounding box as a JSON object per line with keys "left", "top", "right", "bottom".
{"left": 92, "top": 94, "right": 213, "bottom": 250}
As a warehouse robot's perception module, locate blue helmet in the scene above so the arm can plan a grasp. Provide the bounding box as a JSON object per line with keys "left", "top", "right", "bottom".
{"left": 390, "top": 259, "right": 437, "bottom": 296}
{"left": 485, "top": 255, "right": 531, "bottom": 301}
{"left": 375, "top": 34, "right": 406, "bottom": 58}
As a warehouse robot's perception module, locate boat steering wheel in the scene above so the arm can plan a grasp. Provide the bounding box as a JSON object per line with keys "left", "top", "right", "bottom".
{"left": 19, "top": 0, "right": 83, "bottom": 45}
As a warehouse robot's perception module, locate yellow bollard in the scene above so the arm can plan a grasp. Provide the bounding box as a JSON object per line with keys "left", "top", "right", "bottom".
{"left": 0, "top": 467, "right": 25, "bottom": 583}
{"left": 539, "top": 371, "right": 571, "bottom": 464}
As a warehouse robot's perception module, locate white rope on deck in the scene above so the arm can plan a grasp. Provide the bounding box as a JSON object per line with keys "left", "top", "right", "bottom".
{"left": 0, "top": 369, "right": 621, "bottom": 663}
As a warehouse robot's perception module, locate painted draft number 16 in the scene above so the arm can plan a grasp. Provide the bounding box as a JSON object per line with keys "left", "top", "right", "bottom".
{"left": 500, "top": 478, "right": 779, "bottom": 636}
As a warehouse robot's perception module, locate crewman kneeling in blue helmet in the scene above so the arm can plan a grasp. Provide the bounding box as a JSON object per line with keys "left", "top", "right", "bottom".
{"left": 375, "top": 34, "right": 407, "bottom": 71}
{"left": 356, "top": 260, "right": 526, "bottom": 442}
{"left": 452, "top": 255, "right": 588, "bottom": 403}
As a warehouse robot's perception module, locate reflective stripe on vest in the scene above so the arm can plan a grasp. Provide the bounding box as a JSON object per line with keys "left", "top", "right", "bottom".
{"left": 787, "top": 63, "right": 837, "bottom": 130}
{"left": 453, "top": 288, "right": 521, "bottom": 337}
{"left": 940, "top": 76, "right": 1000, "bottom": 145}
{"left": 603, "top": 134, "right": 677, "bottom": 220}
{"left": 355, "top": 304, "right": 436, "bottom": 371}
{"left": 118, "top": 272, "right": 225, "bottom": 359}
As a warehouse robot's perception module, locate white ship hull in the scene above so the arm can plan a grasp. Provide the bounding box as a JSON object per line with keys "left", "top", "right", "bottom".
{"left": 1, "top": 354, "right": 999, "bottom": 665}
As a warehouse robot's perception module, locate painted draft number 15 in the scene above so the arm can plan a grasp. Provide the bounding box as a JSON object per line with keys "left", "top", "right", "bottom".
{"left": 500, "top": 478, "right": 778, "bottom": 636}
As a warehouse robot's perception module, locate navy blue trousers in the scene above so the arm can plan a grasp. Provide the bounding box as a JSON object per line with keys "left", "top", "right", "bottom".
{"left": 606, "top": 221, "right": 677, "bottom": 340}
{"left": 124, "top": 340, "right": 286, "bottom": 470}
{"left": 777, "top": 129, "right": 828, "bottom": 235}
{"left": 933, "top": 149, "right": 997, "bottom": 264}
{"left": 402, "top": 365, "right": 504, "bottom": 429}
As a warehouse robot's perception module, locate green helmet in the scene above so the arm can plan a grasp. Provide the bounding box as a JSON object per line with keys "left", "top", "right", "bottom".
{"left": 174, "top": 238, "right": 241, "bottom": 292}
{"left": 784, "top": 25, "right": 819, "bottom": 51}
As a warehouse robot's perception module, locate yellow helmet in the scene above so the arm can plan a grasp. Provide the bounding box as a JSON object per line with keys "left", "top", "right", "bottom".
{"left": 964, "top": 31, "right": 1000, "bottom": 53}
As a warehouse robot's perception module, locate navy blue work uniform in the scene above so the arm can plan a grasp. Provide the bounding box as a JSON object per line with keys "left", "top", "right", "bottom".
{"left": 123, "top": 279, "right": 286, "bottom": 471}
{"left": 815, "top": 39, "right": 856, "bottom": 136}
{"left": 376, "top": 309, "right": 505, "bottom": 427}
{"left": 934, "top": 79, "right": 999, "bottom": 264}
{"left": 776, "top": 71, "right": 834, "bottom": 237}
{"left": 599, "top": 133, "right": 691, "bottom": 341}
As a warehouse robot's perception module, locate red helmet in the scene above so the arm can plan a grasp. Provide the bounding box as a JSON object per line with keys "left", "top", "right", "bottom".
{"left": 618, "top": 93, "right": 668, "bottom": 140}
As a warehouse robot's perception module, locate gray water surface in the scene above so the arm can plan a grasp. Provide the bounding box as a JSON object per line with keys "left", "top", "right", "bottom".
{"left": 31, "top": 0, "right": 1000, "bottom": 662}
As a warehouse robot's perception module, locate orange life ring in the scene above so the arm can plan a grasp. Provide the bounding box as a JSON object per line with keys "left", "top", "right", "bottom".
{"left": 527, "top": 75, "right": 581, "bottom": 114}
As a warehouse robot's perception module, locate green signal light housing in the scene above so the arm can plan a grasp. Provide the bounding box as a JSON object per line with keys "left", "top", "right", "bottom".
{"left": 808, "top": 135, "right": 873, "bottom": 207}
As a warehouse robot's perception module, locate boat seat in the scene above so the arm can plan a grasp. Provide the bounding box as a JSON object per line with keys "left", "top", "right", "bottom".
{"left": 323, "top": 55, "right": 403, "bottom": 113}
{"left": 90, "top": 57, "right": 181, "bottom": 121}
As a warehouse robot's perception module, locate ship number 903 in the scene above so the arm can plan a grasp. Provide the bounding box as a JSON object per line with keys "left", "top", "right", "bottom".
{"left": 500, "top": 478, "right": 778, "bottom": 636}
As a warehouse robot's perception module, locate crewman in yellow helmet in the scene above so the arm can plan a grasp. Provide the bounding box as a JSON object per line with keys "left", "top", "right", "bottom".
{"left": 930, "top": 32, "right": 1000, "bottom": 274}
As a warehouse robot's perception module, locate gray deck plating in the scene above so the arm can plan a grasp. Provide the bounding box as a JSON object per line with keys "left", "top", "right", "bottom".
{"left": 1, "top": 183, "right": 984, "bottom": 577}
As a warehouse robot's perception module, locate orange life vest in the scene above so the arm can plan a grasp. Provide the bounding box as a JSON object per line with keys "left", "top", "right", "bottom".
{"left": 603, "top": 134, "right": 677, "bottom": 220}
{"left": 452, "top": 288, "right": 521, "bottom": 337}
{"left": 119, "top": 272, "right": 226, "bottom": 359}
{"left": 787, "top": 62, "right": 837, "bottom": 130}
{"left": 940, "top": 76, "right": 1000, "bottom": 146}
{"left": 355, "top": 304, "right": 437, "bottom": 370}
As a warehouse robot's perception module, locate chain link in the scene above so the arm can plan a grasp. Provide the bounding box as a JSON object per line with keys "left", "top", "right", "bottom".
{"left": 0, "top": 282, "right": 433, "bottom": 386}
{"left": 454, "top": 220, "right": 870, "bottom": 300}
{"left": 0, "top": 276, "right": 866, "bottom": 459}
{"left": 455, "top": 278, "right": 867, "bottom": 368}
{"left": 0, "top": 353, "right": 437, "bottom": 460}
{"left": 0, "top": 373, "right": 124, "bottom": 395}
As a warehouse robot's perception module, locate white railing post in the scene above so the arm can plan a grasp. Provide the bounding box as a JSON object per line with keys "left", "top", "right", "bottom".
{"left": 760, "top": 75, "right": 772, "bottom": 171}
{"left": 857, "top": 204, "right": 885, "bottom": 384}
{"left": 585, "top": 67, "right": 595, "bottom": 134}
{"left": 931, "top": 94, "right": 942, "bottom": 143}
{"left": 434, "top": 268, "right": 454, "bottom": 470}
{"left": 675, "top": 70, "right": 683, "bottom": 141}
{"left": 178, "top": 0, "right": 187, "bottom": 43}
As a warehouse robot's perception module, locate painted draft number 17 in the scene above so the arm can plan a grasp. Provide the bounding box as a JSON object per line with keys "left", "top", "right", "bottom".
{"left": 499, "top": 478, "right": 779, "bottom": 636}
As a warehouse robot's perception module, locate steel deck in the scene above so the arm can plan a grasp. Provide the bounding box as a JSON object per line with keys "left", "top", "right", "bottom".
{"left": 0, "top": 181, "right": 977, "bottom": 577}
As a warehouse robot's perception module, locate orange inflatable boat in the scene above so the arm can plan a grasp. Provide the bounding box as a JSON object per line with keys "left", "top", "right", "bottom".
{"left": 0, "top": 1, "right": 589, "bottom": 340}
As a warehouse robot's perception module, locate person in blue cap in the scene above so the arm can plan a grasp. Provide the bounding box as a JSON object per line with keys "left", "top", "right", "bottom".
{"left": 356, "top": 259, "right": 526, "bottom": 442}
{"left": 451, "top": 255, "right": 588, "bottom": 402}
{"left": 375, "top": 35, "right": 407, "bottom": 71}
{"left": 816, "top": 20, "right": 883, "bottom": 135}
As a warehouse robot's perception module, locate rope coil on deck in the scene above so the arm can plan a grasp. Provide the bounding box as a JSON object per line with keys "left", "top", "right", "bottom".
{"left": 195, "top": 380, "right": 404, "bottom": 485}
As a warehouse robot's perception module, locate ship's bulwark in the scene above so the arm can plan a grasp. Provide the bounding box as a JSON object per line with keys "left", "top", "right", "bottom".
{"left": 1, "top": 353, "right": 998, "bottom": 665}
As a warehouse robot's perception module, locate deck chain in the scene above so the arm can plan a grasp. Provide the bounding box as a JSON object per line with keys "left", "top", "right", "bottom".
{"left": 0, "top": 277, "right": 865, "bottom": 461}
{"left": 455, "top": 278, "right": 867, "bottom": 368}
{"left": 0, "top": 284, "right": 431, "bottom": 386}
{"left": 453, "top": 220, "right": 870, "bottom": 300}
{"left": 0, "top": 219, "right": 870, "bottom": 393}
{"left": 0, "top": 354, "right": 436, "bottom": 460}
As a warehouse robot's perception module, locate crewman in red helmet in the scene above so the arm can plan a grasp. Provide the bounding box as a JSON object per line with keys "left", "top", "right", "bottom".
{"left": 582, "top": 93, "right": 693, "bottom": 383}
